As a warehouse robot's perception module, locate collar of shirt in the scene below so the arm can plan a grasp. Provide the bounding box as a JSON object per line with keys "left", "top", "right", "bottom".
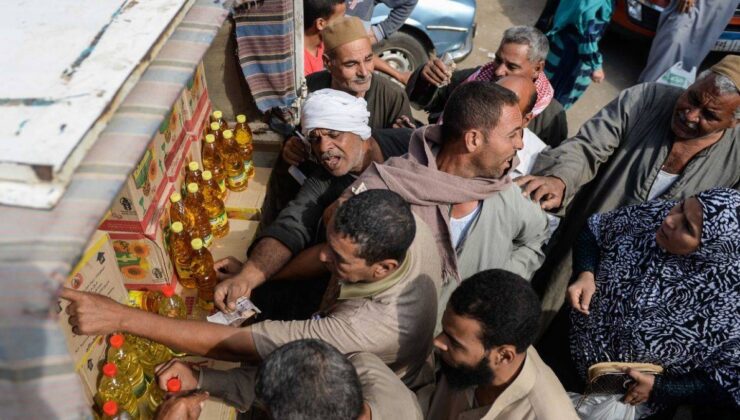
{"left": 337, "top": 250, "right": 412, "bottom": 300}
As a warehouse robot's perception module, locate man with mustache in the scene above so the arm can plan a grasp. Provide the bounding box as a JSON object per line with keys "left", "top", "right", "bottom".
{"left": 517, "top": 54, "right": 740, "bottom": 327}
{"left": 428, "top": 269, "right": 577, "bottom": 420}
{"left": 215, "top": 89, "right": 413, "bottom": 318}
{"left": 405, "top": 26, "right": 567, "bottom": 148}
{"left": 265, "top": 15, "right": 412, "bottom": 225}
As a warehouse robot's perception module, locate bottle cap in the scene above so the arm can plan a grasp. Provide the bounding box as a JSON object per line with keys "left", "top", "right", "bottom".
{"left": 205, "top": 134, "right": 215, "bottom": 144}
{"left": 167, "top": 378, "right": 182, "bottom": 392}
{"left": 223, "top": 130, "right": 233, "bottom": 139}
{"left": 188, "top": 161, "right": 199, "bottom": 172}
{"left": 191, "top": 238, "right": 204, "bottom": 250}
{"left": 236, "top": 114, "right": 246, "bottom": 124}
{"left": 109, "top": 334, "right": 124, "bottom": 348}
{"left": 210, "top": 122, "right": 220, "bottom": 131}
{"left": 162, "top": 285, "right": 175, "bottom": 298}
{"left": 187, "top": 183, "right": 198, "bottom": 194}
{"left": 102, "top": 401, "right": 119, "bottom": 416}
{"left": 102, "top": 363, "right": 117, "bottom": 377}
{"left": 171, "top": 222, "right": 184, "bottom": 233}
{"left": 212, "top": 110, "right": 223, "bottom": 120}
{"left": 169, "top": 192, "right": 182, "bottom": 203}
{"left": 202, "top": 170, "right": 212, "bottom": 181}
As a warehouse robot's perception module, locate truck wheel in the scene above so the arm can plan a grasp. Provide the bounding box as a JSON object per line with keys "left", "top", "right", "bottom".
{"left": 375, "top": 31, "right": 429, "bottom": 73}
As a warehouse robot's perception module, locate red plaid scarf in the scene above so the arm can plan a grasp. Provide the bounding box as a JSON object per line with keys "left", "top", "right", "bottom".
{"left": 465, "top": 63, "right": 554, "bottom": 116}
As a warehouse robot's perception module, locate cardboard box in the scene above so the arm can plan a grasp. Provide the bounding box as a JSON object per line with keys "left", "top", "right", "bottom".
{"left": 58, "top": 231, "right": 128, "bottom": 404}
{"left": 99, "top": 144, "right": 168, "bottom": 233}
{"left": 107, "top": 189, "right": 174, "bottom": 289}
{"left": 152, "top": 91, "right": 189, "bottom": 172}
{"left": 224, "top": 167, "right": 270, "bottom": 221}
{"left": 183, "top": 62, "right": 209, "bottom": 132}
{"left": 167, "top": 134, "right": 201, "bottom": 186}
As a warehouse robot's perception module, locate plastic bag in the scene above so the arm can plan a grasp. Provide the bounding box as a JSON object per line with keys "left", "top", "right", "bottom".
{"left": 568, "top": 392, "right": 646, "bottom": 420}
{"left": 655, "top": 62, "right": 697, "bottom": 89}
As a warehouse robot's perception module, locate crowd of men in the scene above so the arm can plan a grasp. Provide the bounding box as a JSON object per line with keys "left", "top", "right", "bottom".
{"left": 61, "top": 7, "right": 740, "bottom": 420}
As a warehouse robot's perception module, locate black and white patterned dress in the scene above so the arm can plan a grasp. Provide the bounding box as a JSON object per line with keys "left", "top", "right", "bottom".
{"left": 570, "top": 187, "right": 740, "bottom": 406}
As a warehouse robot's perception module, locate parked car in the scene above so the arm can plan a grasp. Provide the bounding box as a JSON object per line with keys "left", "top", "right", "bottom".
{"left": 611, "top": 0, "right": 740, "bottom": 53}
{"left": 371, "top": 0, "right": 477, "bottom": 74}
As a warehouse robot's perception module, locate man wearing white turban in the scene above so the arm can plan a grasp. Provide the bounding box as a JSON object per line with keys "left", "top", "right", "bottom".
{"left": 213, "top": 89, "right": 413, "bottom": 320}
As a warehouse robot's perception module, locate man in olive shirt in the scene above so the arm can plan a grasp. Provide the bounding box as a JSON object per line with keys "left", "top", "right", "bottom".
{"left": 429, "top": 269, "right": 577, "bottom": 420}
{"left": 61, "top": 190, "right": 442, "bottom": 389}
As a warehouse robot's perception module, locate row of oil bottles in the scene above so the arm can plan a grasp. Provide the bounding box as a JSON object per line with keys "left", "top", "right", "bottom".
{"left": 96, "top": 112, "right": 257, "bottom": 418}
{"left": 162, "top": 111, "right": 255, "bottom": 310}
{"left": 95, "top": 331, "right": 181, "bottom": 419}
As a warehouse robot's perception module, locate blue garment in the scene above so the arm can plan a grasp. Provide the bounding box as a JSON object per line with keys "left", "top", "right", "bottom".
{"left": 544, "top": 0, "right": 612, "bottom": 109}
{"left": 570, "top": 188, "right": 740, "bottom": 406}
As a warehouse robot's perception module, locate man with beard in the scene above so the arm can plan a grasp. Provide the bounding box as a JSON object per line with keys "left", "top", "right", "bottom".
{"left": 405, "top": 26, "right": 567, "bottom": 147}
{"left": 62, "top": 190, "right": 442, "bottom": 390}
{"left": 517, "top": 54, "right": 740, "bottom": 328}
{"left": 428, "top": 269, "right": 577, "bottom": 420}
{"left": 214, "top": 89, "right": 412, "bottom": 318}
{"left": 265, "top": 15, "right": 412, "bottom": 225}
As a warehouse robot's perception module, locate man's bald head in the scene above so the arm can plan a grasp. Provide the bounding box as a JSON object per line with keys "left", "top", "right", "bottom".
{"left": 497, "top": 75, "right": 537, "bottom": 126}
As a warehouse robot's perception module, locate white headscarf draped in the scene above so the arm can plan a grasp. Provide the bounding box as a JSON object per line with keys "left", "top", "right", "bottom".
{"left": 301, "top": 89, "right": 372, "bottom": 140}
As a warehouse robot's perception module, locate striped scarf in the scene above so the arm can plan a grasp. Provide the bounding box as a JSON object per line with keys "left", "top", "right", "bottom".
{"left": 465, "top": 64, "right": 554, "bottom": 116}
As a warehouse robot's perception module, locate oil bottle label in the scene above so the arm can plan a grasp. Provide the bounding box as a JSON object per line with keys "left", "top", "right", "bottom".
{"left": 204, "top": 233, "right": 214, "bottom": 248}
{"left": 227, "top": 171, "right": 247, "bottom": 187}
{"left": 128, "top": 290, "right": 144, "bottom": 308}
{"left": 209, "top": 211, "right": 228, "bottom": 229}
{"left": 176, "top": 263, "right": 192, "bottom": 278}
{"left": 218, "top": 179, "right": 226, "bottom": 192}
{"left": 244, "top": 160, "right": 254, "bottom": 173}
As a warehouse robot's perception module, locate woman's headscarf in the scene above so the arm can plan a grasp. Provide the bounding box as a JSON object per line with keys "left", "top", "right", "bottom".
{"left": 571, "top": 188, "right": 740, "bottom": 405}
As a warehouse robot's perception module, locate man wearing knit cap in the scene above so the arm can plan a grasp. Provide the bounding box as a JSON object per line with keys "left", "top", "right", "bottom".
{"left": 517, "top": 54, "right": 740, "bottom": 331}
{"left": 214, "top": 89, "right": 414, "bottom": 320}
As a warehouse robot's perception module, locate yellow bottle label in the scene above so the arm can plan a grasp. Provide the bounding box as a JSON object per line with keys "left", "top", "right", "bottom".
{"left": 128, "top": 290, "right": 144, "bottom": 308}
{"left": 209, "top": 211, "right": 228, "bottom": 229}
{"left": 176, "top": 263, "right": 192, "bottom": 278}
{"left": 218, "top": 179, "right": 226, "bottom": 192}
{"left": 227, "top": 171, "right": 247, "bottom": 187}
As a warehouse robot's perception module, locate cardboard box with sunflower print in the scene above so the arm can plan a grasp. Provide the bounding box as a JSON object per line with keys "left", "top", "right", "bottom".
{"left": 183, "top": 61, "right": 209, "bottom": 132}
{"left": 107, "top": 190, "right": 174, "bottom": 289}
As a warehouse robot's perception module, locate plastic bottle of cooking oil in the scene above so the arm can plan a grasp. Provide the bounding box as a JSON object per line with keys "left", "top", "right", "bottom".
{"left": 145, "top": 377, "right": 182, "bottom": 417}
{"left": 130, "top": 336, "right": 172, "bottom": 382}
{"left": 190, "top": 238, "right": 218, "bottom": 311}
{"left": 234, "top": 114, "right": 255, "bottom": 179}
{"left": 106, "top": 334, "right": 146, "bottom": 398}
{"left": 101, "top": 401, "right": 134, "bottom": 420}
{"left": 169, "top": 222, "right": 196, "bottom": 288}
{"left": 184, "top": 183, "right": 213, "bottom": 247}
{"left": 201, "top": 134, "right": 227, "bottom": 199}
{"left": 201, "top": 170, "right": 229, "bottom": 238}
{"left": 169, "top": 192, "right": 194, "bottom": 231}
{"left": 221, "top": 130, "right": 248, "bottom": 192}
{"left": 158, "top": 285, "right": 187, "bottom": 320}
{"left": 183, "top": 161, "right": 203, "bottom": 196}
{"left": 127, "top": 290, "right": 163, "bottom": 313}
{"left": 97, "top": 363, "right": 140, "bottom": 418}
{"left": 209, "top": 122, "right": 225, "bottom": 151}
{"left": 210, "top": 110, "right": 227, "bottom": 136}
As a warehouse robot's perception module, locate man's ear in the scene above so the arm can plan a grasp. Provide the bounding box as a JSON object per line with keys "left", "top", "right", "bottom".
{"left": 316, "top": 17, "right": 328, "bottom": 31}
{"left": 372, "top": 259, "right": 399, "bottom": 279}
{"left": 532, "top": 59, "right": 545, "bottom": 78}
{"left": 522, "top": 111, "right": 533, "bottom": 127}
{"left": 493, "top": 345, "right": 518, "bottom": 366}
{"left": 463, "top": 129, "right": 484, "bottom": 153}
{"left": 323, "top": 53, "right": 332, "bottom": 70}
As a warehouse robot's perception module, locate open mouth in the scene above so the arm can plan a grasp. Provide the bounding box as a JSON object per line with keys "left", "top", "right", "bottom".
{"left": 674, "top": 113, "right": 698, "bottom": 136}
{"left": 323, "top": 155, "right": 341, "bottom": 170}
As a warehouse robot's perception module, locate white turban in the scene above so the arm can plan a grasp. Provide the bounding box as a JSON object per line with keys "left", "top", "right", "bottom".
{"left": 301, "top": 89, "right": 372, "bottom": 140}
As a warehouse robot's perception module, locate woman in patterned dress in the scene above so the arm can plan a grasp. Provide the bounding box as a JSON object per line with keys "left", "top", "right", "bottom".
{"left": 567, "top": 187, "right": 740, "bottom": 414}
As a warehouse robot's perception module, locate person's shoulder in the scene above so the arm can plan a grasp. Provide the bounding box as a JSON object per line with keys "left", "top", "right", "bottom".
{"left": 350, "top": 352, "right": 424, "bottom": 420}
{"left": 526, "top": 348, "right": 579, "bottom": 420}
{"left": 622, "top": 82, "right": 683, "bottom": 105}
{"left": 371, "top": 72, "right": 407, "bottom": 97}
{"left": 307, "top": 70, "right": 332, "bottom": 92}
